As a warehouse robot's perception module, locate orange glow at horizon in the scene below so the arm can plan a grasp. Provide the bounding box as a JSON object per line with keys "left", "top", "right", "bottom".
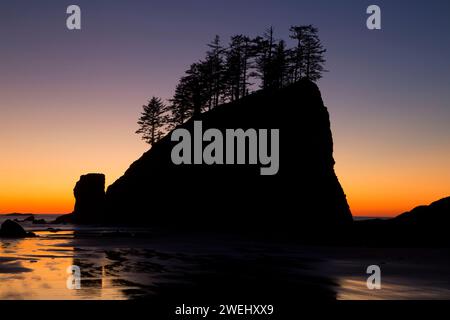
{"left": 1, "top": 148, "right": 449, "bottom": 217}
{"left": 1, "top": 111, "right": 450, "bottom": 217}
{"left": 333, "top": 129, "right": 450, "bottom": 217}
{"left": 0, "top": 144, "right": 146, "bottom": 214}
{"left": 0, "top": 102, "right": 148, "bottom": 214}
{"left": 1, "top": 113, "right": 449, "bottom": 216}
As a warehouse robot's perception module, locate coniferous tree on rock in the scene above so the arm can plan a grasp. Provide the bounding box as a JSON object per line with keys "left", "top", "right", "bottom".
{"left": 163, "top": 25, "right": 327, "bottom": 129}
{"left": 136, "top": 97, "right": 169, "bottom": 145}
{"left": 289, "top": 25, "right": 327, "bottom": 82}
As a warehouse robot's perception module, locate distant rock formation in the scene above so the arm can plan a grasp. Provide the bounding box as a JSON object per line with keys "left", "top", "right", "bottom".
{"left": 103, "top": 80, "right": 352, "bottom": 235}
{"left": 393, "top": 196, "right": 450, "bottom": 226}
{"left": 353, "top": 196, "right": 450, "bottom": 246}
{"left": 24, "top": 215, "right": 35, "bottom": 222}
{"left": 52, "top": 214, "right": 73, "bottom": 224}
{"left": 32, "top": 219, "right": 47, "bottom": 224}
{"left": 12, "top": 215, "right": 35, "bottom": 223}
{"left": 4, "top": 213, "right": 34, "bottom": 217}
{"left": 0, "top": 219, "right": 36, "bottom": 238}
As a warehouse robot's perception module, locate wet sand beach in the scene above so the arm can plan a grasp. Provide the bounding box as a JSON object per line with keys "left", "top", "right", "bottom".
{"left": 1, "top": 220, "right": 450, "bottom": 300}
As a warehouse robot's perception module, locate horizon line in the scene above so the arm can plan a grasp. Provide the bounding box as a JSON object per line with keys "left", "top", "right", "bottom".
{"left": 0, "top": 212, "right": 396, "bottom": 219}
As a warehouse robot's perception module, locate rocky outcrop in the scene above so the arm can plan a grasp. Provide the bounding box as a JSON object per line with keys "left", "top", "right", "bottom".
{"left": 0, "top": 220, "right": 36, "bottom": 238}
{"left": 52, "top": 214, "right": 74, "bottom": 224}
{"left": 104, "top": 80, "right": 353, "bottom": 235}
{"left": 393, "top": 196, "right": 450, "bottom": 226}
{"left": 32, "top": 219, "right": 47, "bottom": 224}
{"left": 353, "top": 197, "right": 450, "bottom": 246}
{"left": 68, "top": 174, "right": 106, "bottom": 224}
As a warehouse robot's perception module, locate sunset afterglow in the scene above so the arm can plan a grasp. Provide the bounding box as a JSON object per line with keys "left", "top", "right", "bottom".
{"left": 1, "top": 0, "right": 449, "bottom": 217}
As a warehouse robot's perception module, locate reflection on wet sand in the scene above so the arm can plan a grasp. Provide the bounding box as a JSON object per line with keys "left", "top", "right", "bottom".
{"left": 0, "top": 231, "right": 76, "bottom": 299}
{"left": 338, "top": 278, "right": 450, "bottom": 300}
{"left": 0, "top": 231, "right": 132, "bottom": 299}
{"left": 0, "top": 230, "right": 338, "bottom": 300}
{"left": 1, "top": 230, "right": 450, "bottom": 300}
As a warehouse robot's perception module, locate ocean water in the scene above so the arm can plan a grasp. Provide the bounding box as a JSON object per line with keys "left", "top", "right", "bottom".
{"left": 353, "top": 216, "right": 389, "bottom": 221}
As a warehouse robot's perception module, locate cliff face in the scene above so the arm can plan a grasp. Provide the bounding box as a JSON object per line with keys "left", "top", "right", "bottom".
{"left": 105, "top": 80, "right": 352, "bottom": 233}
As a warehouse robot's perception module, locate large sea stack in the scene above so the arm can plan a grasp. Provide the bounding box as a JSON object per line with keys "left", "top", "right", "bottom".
{"left": 105, "top": 80, "right": 353, "bottom": 235}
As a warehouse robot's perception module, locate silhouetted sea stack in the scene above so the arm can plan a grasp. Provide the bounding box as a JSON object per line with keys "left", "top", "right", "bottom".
{"left": 54, "top": 174, "right": 106, "bottom": 224}
{"left": 104, "top": 80, "right": 352, "bottom": 235}
{"left": 71, "top": 173, "right": 106, "bottom": 223}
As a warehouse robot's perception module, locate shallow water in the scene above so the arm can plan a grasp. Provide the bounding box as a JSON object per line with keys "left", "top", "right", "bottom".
{"left": 1, "top": 222, "right": 450, "bottom": 300}
{"left": 0, "top": 230, "right": 135, "bottom": 299}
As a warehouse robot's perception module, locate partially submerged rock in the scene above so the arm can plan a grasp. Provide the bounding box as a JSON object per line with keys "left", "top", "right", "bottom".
{"left": 32, "top": 219, "right": 47, "bottom": 225}
{"left": 24, "top": 215, "right": 35, "bottom": 222}
{"left": 51, "top": 213, "right": 74, "bottom": 224}
{"left": 0, "top": 219, "right": 36, "bottom": 238}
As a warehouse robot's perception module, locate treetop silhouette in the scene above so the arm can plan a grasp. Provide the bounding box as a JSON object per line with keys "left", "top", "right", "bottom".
{"left": 136, "top": 97, "right": 169, "bottom": 145}
{"left": 137, "top": 25, "right": 327, "bottom": 145}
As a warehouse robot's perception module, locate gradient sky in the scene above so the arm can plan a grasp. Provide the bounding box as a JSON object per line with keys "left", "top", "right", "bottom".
{"left": 1, "top": 0, "right": 449, "bottom": 216}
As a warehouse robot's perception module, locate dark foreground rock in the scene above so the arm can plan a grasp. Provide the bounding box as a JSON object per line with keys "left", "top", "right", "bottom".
{"left": 0, "top": 219, "right": 36, "bottom": 238}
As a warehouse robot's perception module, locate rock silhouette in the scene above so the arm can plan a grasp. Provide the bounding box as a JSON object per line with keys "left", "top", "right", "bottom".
{"left": 353, "top": 196, "right": 450, "bottom": 246}
{"left": 32, "top": 219, "right": 47, "bottom": 224}
{"left": 103, "top": 80, "right": 352, "bottom": 235}
{"left": 0, "top": 219, "right": 36, "bottom": 238}
{"left": 393, "top": 196, "right": 450, "bottom": 226}
{"left": 55, "top": 174, "right": 106, "bottom": 224}
{"left": 73, "top": 174, "right": 106, "bottom": 223}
